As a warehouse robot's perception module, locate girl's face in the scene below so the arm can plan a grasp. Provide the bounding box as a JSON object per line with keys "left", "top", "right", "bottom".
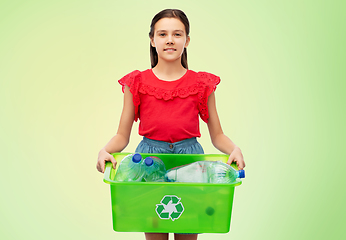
{"left": 150, "top": 18, "right": 190, "bottom": 65}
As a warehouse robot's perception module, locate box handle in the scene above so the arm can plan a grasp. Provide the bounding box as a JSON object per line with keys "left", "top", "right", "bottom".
{"left": 103, "top": 161, "right": 114, "bottom": 184}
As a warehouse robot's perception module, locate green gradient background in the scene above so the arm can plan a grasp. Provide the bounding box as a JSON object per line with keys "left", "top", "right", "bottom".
{"left": 1, "top": 0, "right": 345, "bottom": 239}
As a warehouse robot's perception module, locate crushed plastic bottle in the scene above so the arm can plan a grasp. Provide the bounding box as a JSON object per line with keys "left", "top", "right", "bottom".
{"left": 165, "top": 161, "right": 245, "bottom": 183}
{"left": 165, "top": 161, "right": 210, "bottom": 183}
{"left": 114, "top": 153, "right": 145, "bottom": 182}
{"left": 143, "top": 156, "right": 166, "bottom": 182}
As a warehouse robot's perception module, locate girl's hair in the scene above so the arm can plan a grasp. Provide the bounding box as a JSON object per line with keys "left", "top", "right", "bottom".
{"left": 149, "top": 9, "right": 190, "bottom": 69}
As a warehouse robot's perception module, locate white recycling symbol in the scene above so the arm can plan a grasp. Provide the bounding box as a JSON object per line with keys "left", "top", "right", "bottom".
{"left": 155, "top": 195, "right": 184, "bottom": 221}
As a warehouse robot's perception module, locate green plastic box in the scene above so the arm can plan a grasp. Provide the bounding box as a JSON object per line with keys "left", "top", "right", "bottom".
{"left": 103, "top": 153, "right": 242, "bottom": 233}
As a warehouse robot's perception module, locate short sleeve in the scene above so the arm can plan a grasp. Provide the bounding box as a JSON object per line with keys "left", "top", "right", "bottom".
{"left": 197, "top": 72, "right": 221, "bottom": 123}
{"left": 118, "top": 70, "right": 141, "bottom": 121}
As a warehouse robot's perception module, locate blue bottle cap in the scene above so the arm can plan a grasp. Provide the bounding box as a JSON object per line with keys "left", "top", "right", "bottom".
{"left": 238, "top": 169, "right": 245, "bottom": 178}
{"left": 144, "top": 157, "right": 154, "bottom": 166}
{"left": 132, "top": 153, "right": 142, "bottom": 163}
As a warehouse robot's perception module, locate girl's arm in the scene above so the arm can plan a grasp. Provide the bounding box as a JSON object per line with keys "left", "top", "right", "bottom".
{"left": 96, "top": 85, "right": 135, "bottom": 173}
{"left": 206, "top": 92, "right": 245, "bottom": 169}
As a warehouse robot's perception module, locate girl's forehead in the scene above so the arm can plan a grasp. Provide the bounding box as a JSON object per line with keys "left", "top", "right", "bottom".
{"left": 154, "top": 18, "right": 185, "bottom": 32}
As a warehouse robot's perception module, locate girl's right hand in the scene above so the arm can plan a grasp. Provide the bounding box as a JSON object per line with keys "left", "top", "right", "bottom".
{"left": 96, "top": 148, "right": 117, "bottom": 173}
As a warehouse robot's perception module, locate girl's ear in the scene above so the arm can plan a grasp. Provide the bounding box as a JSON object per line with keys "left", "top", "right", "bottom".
{"left": 150, "top": 38, "right": 155, "bottom": 47}
{"left": 185, "top": 36, "right": 190, "bottom": 48}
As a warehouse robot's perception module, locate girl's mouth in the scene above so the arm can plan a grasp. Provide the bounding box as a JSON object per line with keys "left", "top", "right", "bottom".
{"left": 164, "top": 48, "right": 176, "bottom": 52}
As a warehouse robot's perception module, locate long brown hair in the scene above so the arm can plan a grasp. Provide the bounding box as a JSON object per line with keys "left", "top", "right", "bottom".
{"left": 149, "top": 9, "right": 190, "bottom": 69}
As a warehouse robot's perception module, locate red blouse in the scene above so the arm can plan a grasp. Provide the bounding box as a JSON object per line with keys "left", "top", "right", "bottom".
{"left": 118, "top": 69, "right": 220, "bottom": 143}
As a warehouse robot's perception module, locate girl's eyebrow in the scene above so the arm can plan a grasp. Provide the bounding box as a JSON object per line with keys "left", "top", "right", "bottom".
{"left": 156, "top": 29, "right": 184, "bottom": 33}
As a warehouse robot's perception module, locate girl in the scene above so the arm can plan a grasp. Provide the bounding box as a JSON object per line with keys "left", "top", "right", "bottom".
{"left": 97, "top": 9, "right": 245, "bottom": 240}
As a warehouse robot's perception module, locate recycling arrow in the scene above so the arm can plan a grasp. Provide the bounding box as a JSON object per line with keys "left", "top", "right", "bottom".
{"left": 155, "top": 195, "right": 184, "bottom": 221}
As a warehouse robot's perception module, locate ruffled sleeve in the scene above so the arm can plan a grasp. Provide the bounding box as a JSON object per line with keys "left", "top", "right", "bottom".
{"left": 118, "top": 70, "right": 141, "bottom": 122}
{"left": 197, "top": 72, "right": 221, "bottom": 123}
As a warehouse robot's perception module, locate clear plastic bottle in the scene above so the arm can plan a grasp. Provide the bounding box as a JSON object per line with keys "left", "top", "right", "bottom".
{"left": 143, "top": 156, "right": 166, "bottom": 182}
{"left": 165, "top": 161, "right": 210, "bottom": 183}
{"left": 165, "top": 161, "right": 245, "bottom": 183}
{"left": 114, "top": 153, "right": 144, "bottom": 182}
{"left": 208, "top": 161, "right": 245, "bottom": 183}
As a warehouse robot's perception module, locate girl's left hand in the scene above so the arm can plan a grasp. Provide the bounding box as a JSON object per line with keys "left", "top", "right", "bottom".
{"left": 226, "top": 147, "right": 245, "bottom": 170}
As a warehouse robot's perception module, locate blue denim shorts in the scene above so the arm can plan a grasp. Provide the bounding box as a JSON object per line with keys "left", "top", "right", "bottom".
{"left": 135, "top": 137, "right": 204, "bottom": 154}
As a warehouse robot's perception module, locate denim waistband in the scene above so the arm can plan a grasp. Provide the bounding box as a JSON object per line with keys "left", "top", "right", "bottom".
{"left": 142, "top": 137, "right": 198, "bottom": 149}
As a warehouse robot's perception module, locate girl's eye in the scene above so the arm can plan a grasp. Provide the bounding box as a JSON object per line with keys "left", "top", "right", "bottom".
{"left": 175, "top": 33, "right": 181, "bottom": 36}
{"left": 159, "top": 33, "right": 166, "bottom": 36}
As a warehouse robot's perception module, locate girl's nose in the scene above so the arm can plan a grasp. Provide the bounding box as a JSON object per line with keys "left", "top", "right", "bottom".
{"left": 166, "top": 37, "right": 174, "bottom": 45}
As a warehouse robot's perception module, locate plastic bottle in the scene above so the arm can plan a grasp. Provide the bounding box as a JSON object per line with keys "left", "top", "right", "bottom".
{"left": 143, "top": 156, "right": 166, "bottom": 182}
{"left": 165, "top": 161, "right": 210, "bottom": 183}
{"left": 208, "top": 161, "right": 245, "bottom": 183}
{"left": 165, "top": 161, "right": 245, "bottom": 183}
{"left": 114, "top": 153, "right": 144, "bottom": 182}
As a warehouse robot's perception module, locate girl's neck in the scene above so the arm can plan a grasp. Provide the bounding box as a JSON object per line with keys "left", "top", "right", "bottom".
{"left": 152, "top": 61, "right": 187, "bottom": 81}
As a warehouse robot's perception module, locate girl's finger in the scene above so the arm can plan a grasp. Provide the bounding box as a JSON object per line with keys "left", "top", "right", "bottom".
{"left": 101, "top": 158, "right": 109, "bottom": 173}
{"left": 100, "top": 160, "right": 106, "bottom": 173}
{"left": 96, "top": 161, "right": 104, "bottom": 173}
{"left": 226, "top": 157, "right": 235, "bottom": 165}
{"left": 110, "top": 156, "right": 117, "bottom": 169}
{"left": 237, "top": 160, "right": 245, "bottom": 170}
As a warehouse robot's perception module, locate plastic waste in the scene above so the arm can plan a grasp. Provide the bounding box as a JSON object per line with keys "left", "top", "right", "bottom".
{"left": 143, "top": 156, "right": 166, "bottom": 182}
{"left": 165, "top": 161, "right": 210, "bottom": 183}
{"left": 114, "top": 153, "right": 144, "bottom": 182}
{"left": 208, "top": 161, "right": 245, "bottom": 183}
{"left": 165, "top": 161, "right": 245, "bottom": 183}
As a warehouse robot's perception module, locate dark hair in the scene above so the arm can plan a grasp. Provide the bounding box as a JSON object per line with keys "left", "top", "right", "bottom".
{"left": 149, "top": 9, "right": 190, "bottom": 69}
